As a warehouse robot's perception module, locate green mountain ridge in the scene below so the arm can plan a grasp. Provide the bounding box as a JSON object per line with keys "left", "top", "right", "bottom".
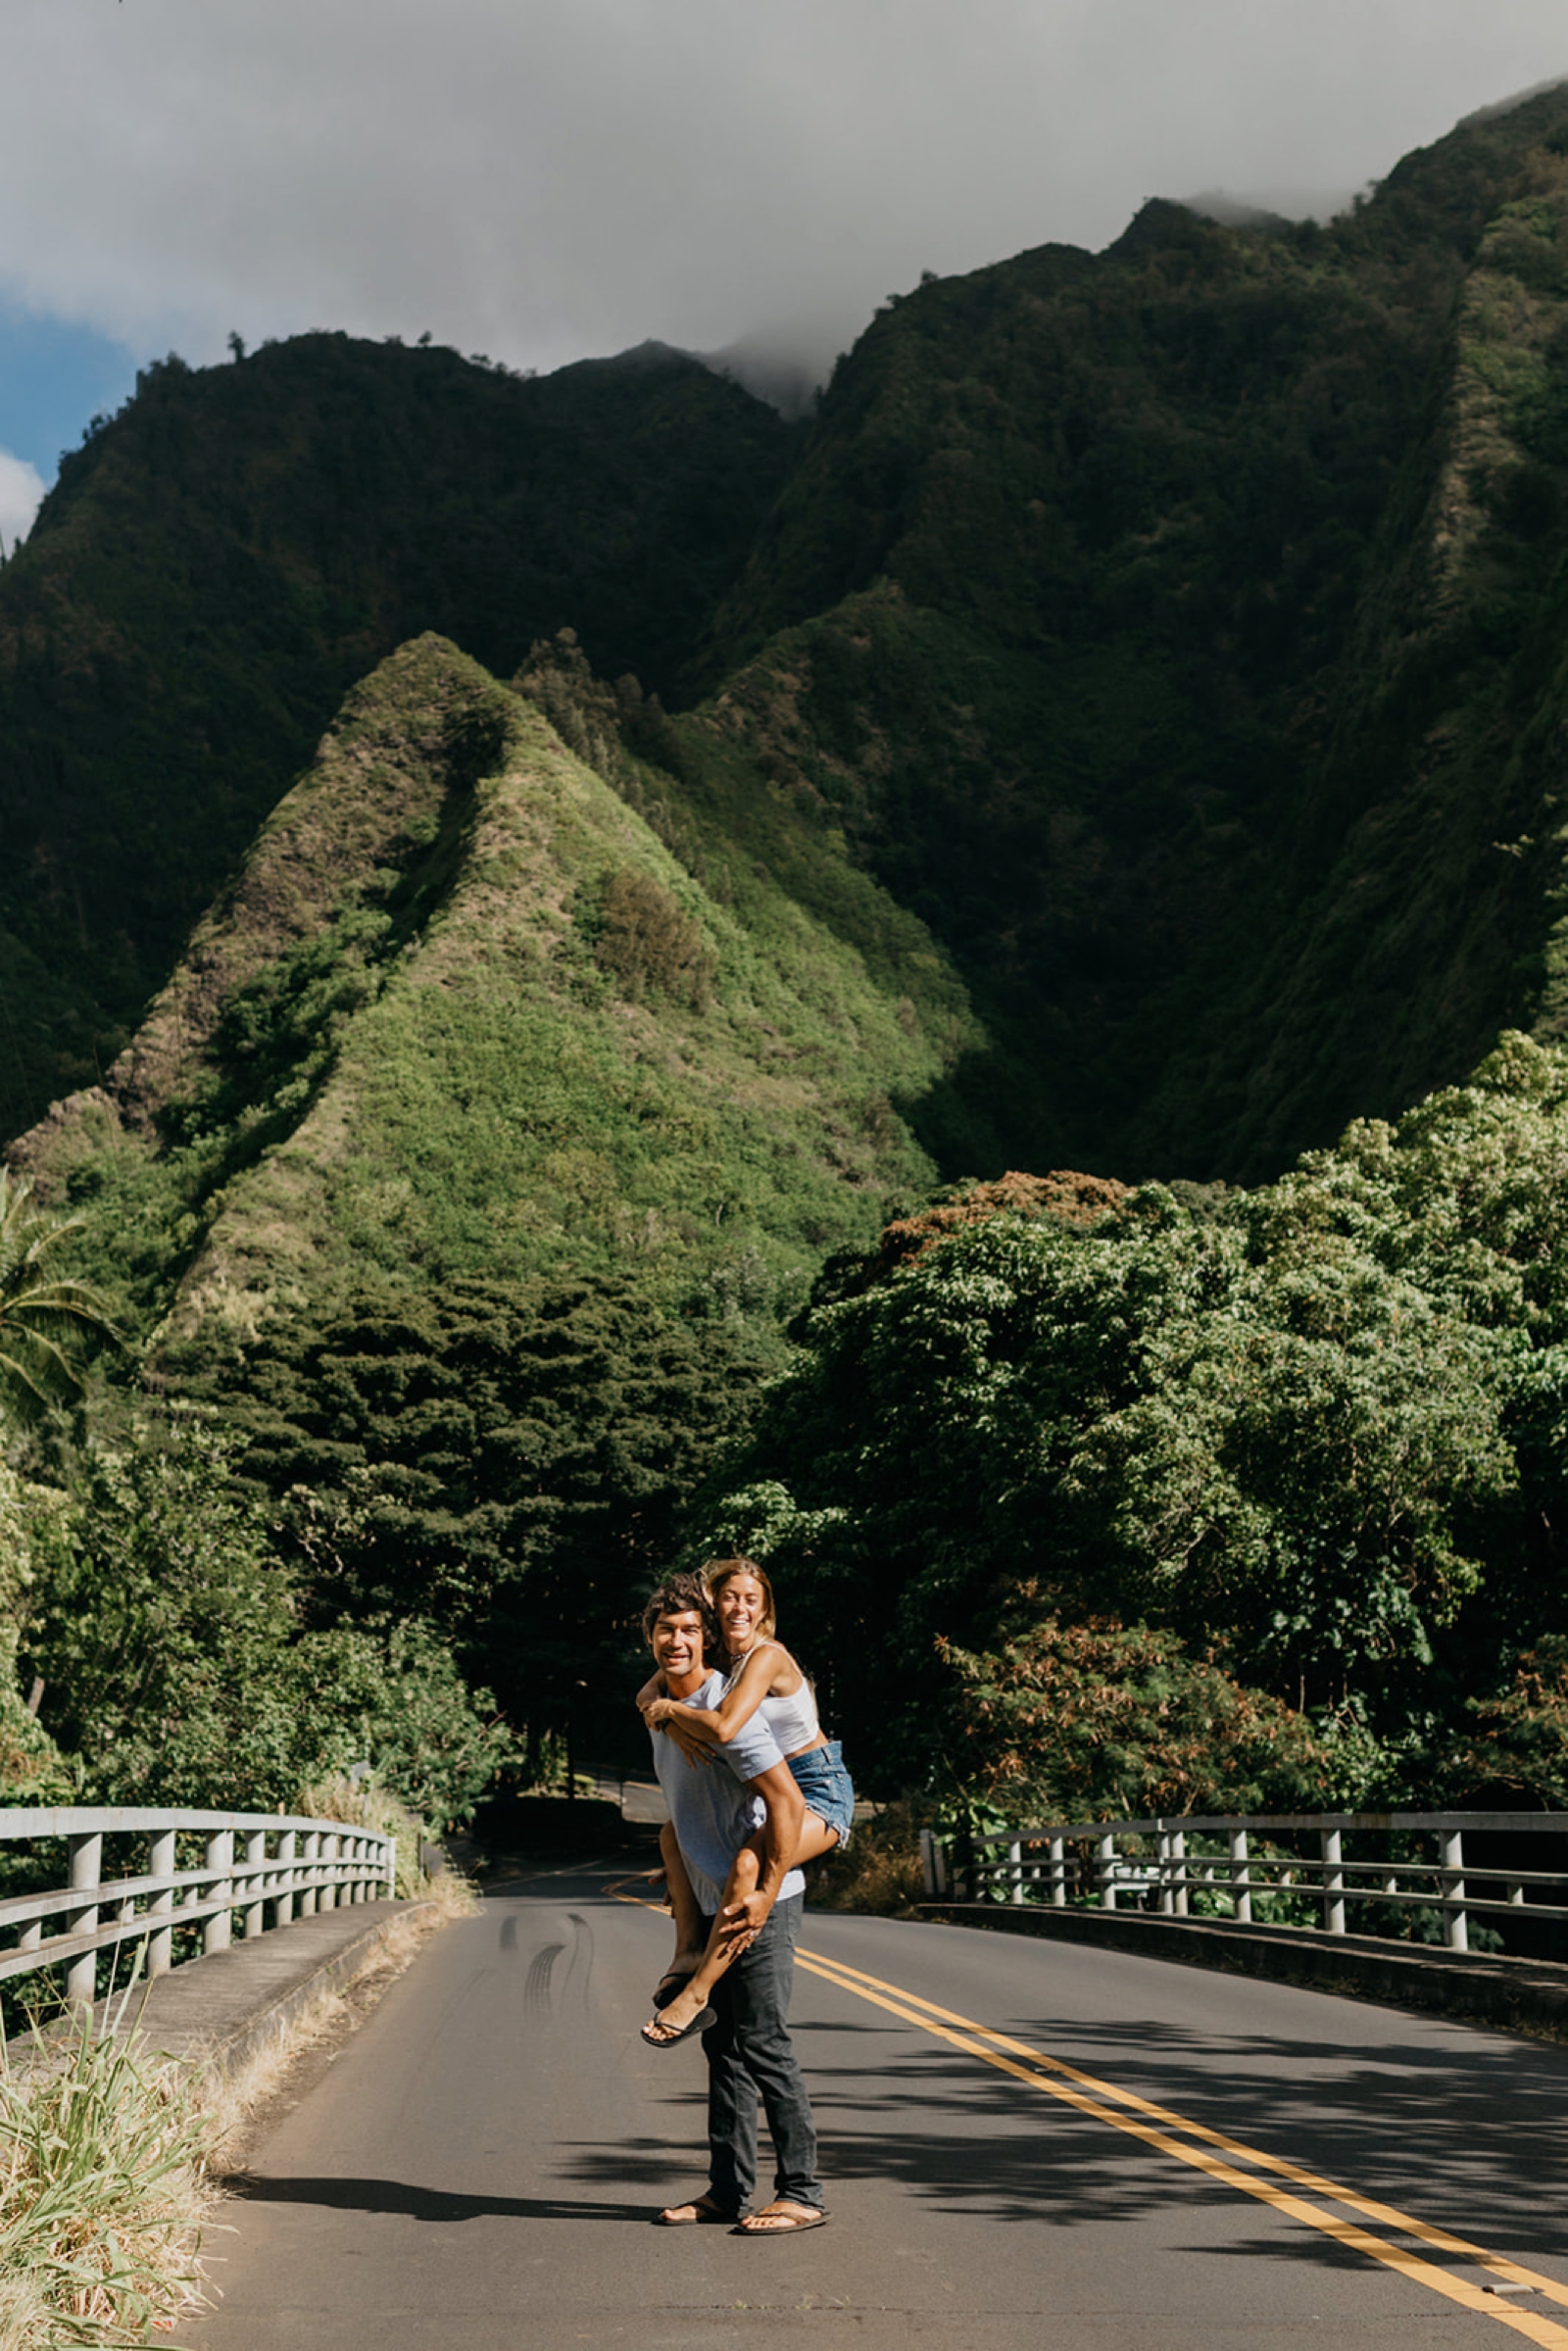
{"left": 10, "top": 89, "right": 1568, "bottom": 1261}
{"left": 687, "top": 92, "right": 1568, "bottom": 1176}
{"left": 14, "top": 632, "right": 956, "bottom": 1358}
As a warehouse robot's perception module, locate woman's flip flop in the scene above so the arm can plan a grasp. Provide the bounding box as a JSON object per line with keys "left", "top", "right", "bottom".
{"left": 640, "top": 2004, "right": 716, "bottom": 2048}
{"left": 652, "top": 1967, "right": 698, "bottom": 2012}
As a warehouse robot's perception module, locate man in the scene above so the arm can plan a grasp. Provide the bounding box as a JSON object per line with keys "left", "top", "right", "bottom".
{"left": 641, "top": 1572, "right": 829, "bottom": 2234}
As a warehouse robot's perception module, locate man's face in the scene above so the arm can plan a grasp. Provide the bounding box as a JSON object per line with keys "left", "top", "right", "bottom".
{"left": 650, "top": 1607, "right": 707, "bottom": 1683}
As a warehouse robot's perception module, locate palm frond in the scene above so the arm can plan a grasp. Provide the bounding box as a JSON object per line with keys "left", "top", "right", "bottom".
{"left": 0, "top": 1170, "right": 120, "bottom": 1421}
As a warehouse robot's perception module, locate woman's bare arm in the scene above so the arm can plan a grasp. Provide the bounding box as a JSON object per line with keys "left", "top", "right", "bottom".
{"left": 647, "top": 1642, "right": 794, "bottom": 1752}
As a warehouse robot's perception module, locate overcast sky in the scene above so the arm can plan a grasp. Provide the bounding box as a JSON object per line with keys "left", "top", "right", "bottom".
{"left": 2, "top": 0, "right": 1566, "bottom": 548}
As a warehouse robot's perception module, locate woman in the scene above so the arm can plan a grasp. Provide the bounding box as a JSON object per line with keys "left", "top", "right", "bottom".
{"left": 637, "top": 1557, "right": 854, "bottom": 2048}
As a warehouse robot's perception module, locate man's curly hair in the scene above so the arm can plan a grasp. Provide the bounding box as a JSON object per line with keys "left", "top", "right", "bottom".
{"left": 641, "top": 1571, "right": 720, "bottom": 1662}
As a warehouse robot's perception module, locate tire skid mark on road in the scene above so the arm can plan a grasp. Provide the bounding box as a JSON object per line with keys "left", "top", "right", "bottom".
{"left": 524, "top": 1940, "right": 563, "bottom": 2014}
{"left": 789, "top": 1943, "right": 1568, "bottom": 2346}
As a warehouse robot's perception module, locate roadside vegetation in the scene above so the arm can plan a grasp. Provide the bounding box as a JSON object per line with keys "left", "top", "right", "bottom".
{"left": 0, "top": 1993, "right": 208, "bottom": 2347}
{"left": 10, "top": 1030, "right": 1568, "bottom": 1878}
{"left": 0, "top": 1866, "right": 472, "bottom": 2347}
{"left": 695, "top": 1033, "right": 1568, "bottom": 1822}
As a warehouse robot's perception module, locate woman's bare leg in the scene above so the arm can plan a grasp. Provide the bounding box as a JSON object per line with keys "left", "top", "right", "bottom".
{"left": 645, "top": 1814, "right": 839, "bottom": 2038}
{"left": 658, "top": 1821, "right": 708, "bottom": 1981}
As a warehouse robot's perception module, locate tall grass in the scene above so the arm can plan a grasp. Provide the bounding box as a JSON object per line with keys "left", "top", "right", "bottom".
{"left": 0, "top": 1779, "right": 469, "bottom": 2344}
{"left": 0, "top": 1983, "right": 209, "bottom": 2347}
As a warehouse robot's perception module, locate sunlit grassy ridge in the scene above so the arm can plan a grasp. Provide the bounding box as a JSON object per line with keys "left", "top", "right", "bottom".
{"left": 24, "top": 633, "right": 959, "bottom": 1354}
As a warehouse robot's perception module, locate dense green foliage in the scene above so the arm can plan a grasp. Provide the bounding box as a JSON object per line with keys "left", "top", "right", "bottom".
{"left": 214, "top": 1273, "right": 764, "bottom": 1746}
{"left": 15, "top": 90, "right": 1568, "bottom": 1843}
{"left": 697, "top": 1034, "right": 1568, "bottom": 1808}
{"left": 0, "top": 1170, "right": 118, "bottom": 1420}
{"left": 0, "top": 632, "right": 961, "bottom": 1817}
{"left": 1463, "top": 1637, "right": 1568, "bottom": 1805}
{"left": 940, "top": 1619, "right": 1328, "bottom": 1819}
{"left": 19, "top": 1412, "right": 511, "bottom": 1827}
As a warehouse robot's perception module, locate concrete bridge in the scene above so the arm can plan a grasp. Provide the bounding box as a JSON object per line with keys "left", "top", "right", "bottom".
{"left": 7, "top": 1807, "right": 1568, "bottom": 2347}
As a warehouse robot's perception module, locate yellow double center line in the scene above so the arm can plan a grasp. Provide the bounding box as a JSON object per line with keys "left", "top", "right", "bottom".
{"left": 791, "top": 1943, "right": 1568, "bottom": 2345}
{"left": 612, "top": 1879, "right": 1566, "bottom": 2338}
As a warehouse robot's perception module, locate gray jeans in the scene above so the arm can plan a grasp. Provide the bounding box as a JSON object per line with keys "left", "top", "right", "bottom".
{"left": 701, "top": 1894, "right": 823, "bottom": 2215}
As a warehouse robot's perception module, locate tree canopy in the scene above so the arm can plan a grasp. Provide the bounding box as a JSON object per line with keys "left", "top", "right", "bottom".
{"left": 697, "top": 1034, "right": 1568, "bottom": 1806}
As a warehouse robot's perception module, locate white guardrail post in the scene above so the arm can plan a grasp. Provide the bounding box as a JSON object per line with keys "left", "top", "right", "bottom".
{"left": 1320, "top": 1826, "right": 1346, "bottom": 1935}
{"left": 147, "top": 1826, "right": 175, "bottom": 1976}
{"left": 65, "top": 1830, "right": 102, "bottom": 2008}
{"left": 204, "top": 1830, "right": 234, "bottom": 1954}
{"left": 1442, "top": 1827, "right": 1468, "bottom": 1953}
{"left": 243, "top": 1828, "right": 267, "bottom": 1939}
{"left": 1230, "top": 1826, "right": 1251, "bottom": 1923}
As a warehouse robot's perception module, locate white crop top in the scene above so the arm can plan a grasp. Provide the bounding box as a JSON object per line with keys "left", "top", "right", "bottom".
{"left": 726, "top": 1644, "right": 820, "bottom": 1757}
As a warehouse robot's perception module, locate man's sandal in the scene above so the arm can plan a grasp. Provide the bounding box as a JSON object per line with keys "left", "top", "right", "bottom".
{"left": 735, "top": 2201, "right": 830, "bottom": 2234}
{"left": 655, "top": 2192, "right": 737, "bottom": 2226}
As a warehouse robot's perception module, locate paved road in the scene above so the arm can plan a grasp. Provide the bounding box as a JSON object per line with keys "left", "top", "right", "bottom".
{"left": 183, "top": 1859, "right": 1568, "bottom": 2348}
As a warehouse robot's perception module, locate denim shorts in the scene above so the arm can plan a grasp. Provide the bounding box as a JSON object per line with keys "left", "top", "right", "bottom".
{"left": 788, "top": 1739, "right": 855, "bottom": 1850}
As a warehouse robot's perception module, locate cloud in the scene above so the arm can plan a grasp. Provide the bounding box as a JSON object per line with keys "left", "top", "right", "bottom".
{"left": 0, "top": 449, "right": 45, "bottom": 553}
{"left": 0, "top": 1, "right": 1565, "bottom": 392}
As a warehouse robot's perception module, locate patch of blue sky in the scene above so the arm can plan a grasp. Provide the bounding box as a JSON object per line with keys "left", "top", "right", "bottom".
{"left": 0, "top": 298, "right": 142, "bottom": 482}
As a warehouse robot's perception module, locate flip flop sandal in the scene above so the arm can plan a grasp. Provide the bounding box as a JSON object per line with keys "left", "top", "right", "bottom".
{"left": 736, "top": 2202, "right": 830, "bottom": 2234}
{"left": 640, "top": 2003, "right": 716, "bottom": 2049}
{"left": 652, "top": 1967, "right": 698, "bottom": 2012}
{"left": 656, "top": 2192, "right": 738, "bottom": 2226}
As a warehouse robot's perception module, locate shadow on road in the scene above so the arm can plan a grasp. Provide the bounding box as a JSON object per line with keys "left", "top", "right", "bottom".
{"left": 993, "top": 2006, "right": 1568, "bottom": 2260}
{"left": 233, "top": 2175, "right": 652, "bottom": 2225}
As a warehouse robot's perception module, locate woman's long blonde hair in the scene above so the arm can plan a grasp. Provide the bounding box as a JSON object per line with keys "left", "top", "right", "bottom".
{"left": 704, "top": 1556, "right": 777, "bottom": 1641}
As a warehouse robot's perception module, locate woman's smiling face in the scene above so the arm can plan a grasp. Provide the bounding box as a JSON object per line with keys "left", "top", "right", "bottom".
{"left": 715, "top": 1570, "right": 766, "bottom": 1653}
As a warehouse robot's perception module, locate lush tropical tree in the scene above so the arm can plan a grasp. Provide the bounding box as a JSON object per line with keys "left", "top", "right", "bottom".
{"left": 694, "top": 1036, "right": 1568, "bottom": 1799}
{"left": 22, "top": 1409, "right": 512, "bottom": 1821}
{"left": 215, "top": 1273, "right": 766, "bottom": 1752}
{"left": 938, "top": 1616, "right": 1328, "bottom": 1821}
{"left": 0, "top": 1170, "right": 119, "bottom": 1420}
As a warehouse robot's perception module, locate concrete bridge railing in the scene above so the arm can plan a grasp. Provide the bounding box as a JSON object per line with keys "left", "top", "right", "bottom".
{"left": 0, "top": 1806, "right": 397, "bottom": 2008}
{"left": 921, "top": 1811, "right": 1568, "bottom": 1956}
